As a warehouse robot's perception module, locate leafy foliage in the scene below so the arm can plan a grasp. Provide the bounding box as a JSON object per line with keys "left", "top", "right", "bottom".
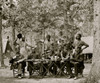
{"left": 2, "top": 0, "right": 93, "bottom": 39}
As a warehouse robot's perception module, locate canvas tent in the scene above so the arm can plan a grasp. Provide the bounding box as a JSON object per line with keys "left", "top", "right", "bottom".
{"left": 2, "top": 39, "right": 7, "bottom": 53}
{"left": 82, "top": 36, "right": 93, "bottom": 54}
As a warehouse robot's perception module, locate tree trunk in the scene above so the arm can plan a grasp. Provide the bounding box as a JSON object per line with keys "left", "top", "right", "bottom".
{"left": 10, "top": 0, "right": 15, "bottom": 51}
{"left": 12, "top": 27, "right": 15, "bottom": 51}
{"left": 0, "top": 5, "right": 5, "bottom": 67}
{"left": 64, "top": 0, "right": 69, "bottom": 39}
{"left": 86, "top": 0, "right": 100, "bottom": 83}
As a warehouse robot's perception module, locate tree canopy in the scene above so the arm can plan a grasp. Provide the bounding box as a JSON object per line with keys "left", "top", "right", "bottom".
{"left": 2, "top": 0, "right": 93, "bottom": 40}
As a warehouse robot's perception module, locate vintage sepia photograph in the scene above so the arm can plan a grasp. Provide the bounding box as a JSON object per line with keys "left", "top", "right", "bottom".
{"left": 0, "top": 0, "right": 99, "bottom": 83}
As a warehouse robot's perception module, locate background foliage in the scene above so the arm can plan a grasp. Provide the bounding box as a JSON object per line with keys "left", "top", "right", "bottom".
{"left": 2, "top": 0, "right": 93, "bottom": 43}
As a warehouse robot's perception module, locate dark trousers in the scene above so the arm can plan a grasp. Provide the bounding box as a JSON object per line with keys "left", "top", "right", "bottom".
{"left": 18, "top": 61, "right": 26, "bottom": 76}
{"left": 27, "top": 62, "right": 33, "bottom": 76}
{"left": 49, "top": 61, "right": 61, "bottom": 75}
{"left": 61, "top": 61, "right": 68, "bottom": 75}
{"left": 66, "top": 61, "right": 73, "bottom": 76}
{"left": 66, "top": 60, "right": 84, "bottom": 76}
{"left": 49, "top": 61, "right": 57, "bottom": 75}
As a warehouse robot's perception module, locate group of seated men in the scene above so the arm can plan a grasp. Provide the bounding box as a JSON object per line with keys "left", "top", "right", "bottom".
{"left": 9, "top": 33, "right": 89, "bottom": 80}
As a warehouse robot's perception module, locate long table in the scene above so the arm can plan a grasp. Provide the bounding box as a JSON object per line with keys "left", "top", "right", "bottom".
{"left": 26, "top": 59, "right": 68, "bottom": 77}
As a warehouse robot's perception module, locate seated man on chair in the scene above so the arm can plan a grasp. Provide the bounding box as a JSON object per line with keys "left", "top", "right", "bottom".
{"left": 9, "top": 51, "right": 26, "bottom": 79}
{"left": 27, "top": 48, "right": 40, "bottom": 78}
{"left": 60, "top": 44, "right": 70, "bottom": 75}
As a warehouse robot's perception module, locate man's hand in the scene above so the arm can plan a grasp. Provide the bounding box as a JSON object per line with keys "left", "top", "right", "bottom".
{"left": 14, "top": 61, "right": 18, "bottom": 65}
{"left": 74, "top": 62, "right": 79, "bottom": 64}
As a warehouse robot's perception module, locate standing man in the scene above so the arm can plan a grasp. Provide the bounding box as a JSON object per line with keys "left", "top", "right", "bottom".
{"left": 69, "top": 33, "right": 89, "bottom": 80}
{"left": 44, "top": 35, "right": 52, "bottom": 58}
{"left": 14, "top": 35, "right": 34, "bottom": 59}
{"left": 13, "top": 34, "right": 34, "bottom": 78}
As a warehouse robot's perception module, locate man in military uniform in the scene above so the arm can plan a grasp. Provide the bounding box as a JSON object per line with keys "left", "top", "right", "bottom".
{"left": 67, "top": 33, "right": 89, "bottom": 80}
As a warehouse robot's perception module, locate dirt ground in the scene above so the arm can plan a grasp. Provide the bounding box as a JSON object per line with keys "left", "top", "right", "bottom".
{"left": 0, "top": 59, "right": 91, "bottom": 83}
